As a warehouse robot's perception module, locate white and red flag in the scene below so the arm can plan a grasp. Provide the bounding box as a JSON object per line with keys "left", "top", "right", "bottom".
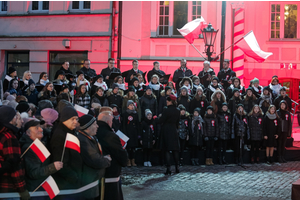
{"left": 74, "top": 104, "right": 89, "bottom": 117}
{"left": 235, "top": 31, "right": 273, "bottom": 63}
{"left": 65, "top": 133, "right": 80, "bottom": 153}
{"left": 177, "top": 17, "right": 207, "bottom": 44}
{"left": 41, "top": 176, "right": 60, "bottom": 199}
{"left": 115, "top": 130, "right": 129, "bottom": 149}
{"left": 21, "top": 138, "right": 50, "bottom": 163}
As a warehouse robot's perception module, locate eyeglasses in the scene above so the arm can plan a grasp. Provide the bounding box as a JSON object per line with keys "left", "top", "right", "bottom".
{"left": 109, "top": 62, "right": 115, "bottom": 64}
{"left": 43, "top": 75, "right": 48, "bottom": 78}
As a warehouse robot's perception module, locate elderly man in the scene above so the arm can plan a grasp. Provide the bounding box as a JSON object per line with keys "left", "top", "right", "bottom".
{"left": 173, "top": 59, "right": 193, "bottom": 91}
{"left": 54, "top": 61, "right": 73, "bottom": 80}
{"left": 125, "top": 60, "right": 143, "bottom": 85}
{"left": 0, "top": 105, "right": 30, "bottom": 200}
{"left": 217, "top": 60, "right": 236, "bottom": 91}
{"left": 101, "top": 58, "right": 121, "bottom": 88}
{"left": 80, "top": 59, "right": 97, "bottom": 78}
{"left": 147, "top": 61, "right": 166, "bottom": 83}
{"left": 50, "top": 106, "right": 82, "bottom": 199}
{"left": 198, "top": 60, "right": 216, "bottom": 88}
{"left": 20, "top": 119, "right": 63, "bottom": 197}
{"left": 78, "top": 114, "right": 111, "bottom": 200}
{"left": 96, "top": 111, "right": 128, "bottom": 200}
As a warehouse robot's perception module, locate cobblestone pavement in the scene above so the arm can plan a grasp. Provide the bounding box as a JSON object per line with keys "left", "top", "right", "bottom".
{"left": 121, "top": 161, "right": 300, "bottom": 200}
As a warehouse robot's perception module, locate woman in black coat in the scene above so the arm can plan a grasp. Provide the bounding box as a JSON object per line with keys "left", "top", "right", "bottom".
{"left": 242, "top": 87, "right": 257, "bottom": 114}
{"left": 248, "top": 105, "right": 264, "bottom": 164}
{"left": 91, "top": 86, "right": 109, "bottom": 107}
{"left": 263, "top": 105, "right": 281, "bottom": 164}
{"left": 189, "top": 86, "right": 208, "bottom": 117}
{"left": 276, "top": 100, "right": 292, "bottom": 163}
{"left": 177, "top": 86, "right": 191, "bottom": 111}
{"left": 139, "top": 86, "right": 158, "bottom": 120}
{"left": 24, "top": 79, "right": 39, "bottom": 106}
{"left": 157, "top": 94, "right": 180, "bottom": 175}
{"left": 148, "top": 74, "right": 164, "bottom": 102}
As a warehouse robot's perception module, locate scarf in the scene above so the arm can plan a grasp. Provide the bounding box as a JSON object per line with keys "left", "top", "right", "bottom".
{"left": 269, "top": 83, "right": 281, "bottom": 95}
{"left": 94, "top": 81, "right": 108, "bottom": 90}
{"left": 252, "top": 85, "right": 262, "bottom": 93}
{"left": 259, "top": 94, "right": 272, "bottom": 107}
{"left": 40, "top": 79, "right": 49, "bottom": 86}
{"left": 266, "top": 112, "right": 277, "bottom": 120}
{"left": 126, "top": 109, "right": 136, "bottom": 114}
{"left": 23, "top": 79, "right": 29, "bottom": 85}
{"left": 149, "top": 82, "right": 161, "bottom": 91}
{"left": 5, "top": 75, "right": 13, "bottom": 82}
{"left": 117, "top": 83, "right": 126, "bottom": 90}
{"left": 208, "top": 84, "right": 218, "bottom": 93}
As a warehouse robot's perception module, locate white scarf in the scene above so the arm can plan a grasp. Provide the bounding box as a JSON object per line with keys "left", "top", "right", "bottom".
{"left": 230, "top": 84, "right": 244, "bottom": 95}
{"left": 5, "top": 75, "right": 13, "bottom": 82}
{"left": 149, "top": 82, "right": 161, "bottom": 91}
{"left": 77, "top": 79, "right": 90, "bottom": 91}
{"left": 40, "top": 79, "right": 49, "bottom": 86}
{"left": 183, "top": 84, "right": 192, "bottom": 95}
{"left": 117, "top": 83, "right": 126, "bottom": 91}
{"left": 208, "top": 84, "right": 217, "bottom": 93}
{"left": 269, "top": 83, "right": 281, "bottom": 95}
{"left": 23, "top": 79, "right": 28, "bottom": 85}
{"left": 94, "top": 81, "right": 108, "bottom": 90}
{"left": 139, "top": 82, "right": 145, "bottom": 88}
{"left": 252, "top": 85, "right": 262, "bottom": 93}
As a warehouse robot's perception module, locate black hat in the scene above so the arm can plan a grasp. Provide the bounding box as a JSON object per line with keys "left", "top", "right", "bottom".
{"left": 8, "top": 67, "right": 17, "bottom": 75}
{"left": 16, "top": 102, "right": 31, "bottom": 113}
{"left": 263, "top": 86, "right": 272, "bottom": 93}
{"left": 112, "top": 83, "right": 119, "bottom": 90}
{"left": 95, "top": 74, "right": 103, "bottom": 80}
{"left": 61, "top": 84, "right": 69, "bottom": 91}
{"left": 279, "top": 100, "right": 288, "bottom": 109}
{"left": 222, "top": 102, "right": 228, "bottom": 107}
{"left": 232, "top": 88, "right": 240, "bottom": 94}
{"left": 132, "top": 77, "right": 139, "bottom": 83}
{"left": 237, "top": 104, "right": 244, "bottom": 108}
{"left": 165, "top": 86, "right": 172, "bottom": 92}
{"left": 24, "top": 119, "right": 45, "bottom": 132}
{"left": 60, "top": 106, "right": 78, "bottom": 122}
{"left": 110, "top": 104, "right": 118, "bottom": 109}
{"left": 212, "top": 77, "right": 219, "bottom": 82}
{"left": 76, "top": 70, "right": 84, "bottom": 76}
{"left": 194, "top": 107, "right": 201, "bottom": 115}
{"left": 0, "top": 105, "right": 16, "bottom": 124}
{"left": 246, "top": 87, "right": 253, "bottom": 92}
{"left": 66, "top": 73, "right": 76, "bottom": 80}
{"left": 57, "top": 70, "right": 65, "bottom": 76}
{"left": 28, "top": 79, "right": 35, "bottom": 86}
{"left": 280, "top": 87, "right": 286, "bottom": 92}
{"left": 178, "top": 104, "right": 186, "bottom": 111}
{"left": 38, "top": 100, "right": 53, "bottom": 110}
{"left": 78, "top": 114, "right": 96, "bottom": 130}
{"left": 145, "top": 85, "right": 152, "bottom": 91}
{"left": 207, "top": 105, "right": 214, "bottom": 111}
{"left": 128, "top": 85, "right": 135, "bottom": 92}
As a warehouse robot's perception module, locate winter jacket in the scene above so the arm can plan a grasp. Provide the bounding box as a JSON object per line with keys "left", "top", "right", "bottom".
{"left": 198, "top": 68, "right": 216, "bottom": 88}
{"left": 226, "top": 85, "right": 245, "bottom": 101}
{"left": 242, "top": 95, "right": 257, "bottom": 114}
{"left": 210, "top": 90, "right": 227, "bottom": 114}
{"left": 148, "top": 82, "right": 164, "bottom": 102}
{"left": 80, "top": 67, "right": 97, "bottom": 79}
{"left": 206, "top": 84, "right": 225, "bottom": 101}
{"left": 100, "top": 66, "right": 121, "bottom": 87}
{"left": 122, "top": 93, "right": 141, "bottom": 122}
{"left": 91, "top": 93, "right": 109, "bottom": 107}
{"left": 178, "top": 113, "right": 190, "bottom": 140}
{"left": 189, "top": 115, "right": 204, "bottom": 146}
{"left": 217, "top": 111, "right": 231, "bottom": 140}
{"left": 263, "top": 114, "right": 281, "bottom": 147}
{"left": 177, "top": 95, "right": 191, "bottom": 112}
{"left": 277, "top": 109, "right": 292, "bottom": 135}
{"left": 24, "top": 88, "right": 39, "bottom": 106}
{"left": 139, "top": 93, "right": 158, "bottom": 119}
{"left": 106, "top": 88, "right": 123, "bottom": 109}
{"left": 125, "top": 68, "right": 143, "bottom": 84}
{"left": 203, "top": 113, "right": 219, "bottom": 138}
{"left": 75, "top": 93, "right": 91, "bottom": 109}
{"left": 147, "top": 68, "right": 166, "bottom": 83}
{"left": 274, "top": 95, "right": 292, "bottom": 111}
{"left": 122, "top": 110, "right": 140, "bottom": 148}
{"left": 228, "top": 96, "right": 243, "bottom": 116}
{"left": 217, "top": 68, "right": 236, "bottom": 91}
{"left": 189, "top": 95, "right": 209, "bottom": 117}
{"left": 140, "top": 118, "right": 156, "bottom": 149}
{"left": 158, "top": 90, "right": 169, "bottom": 114}
{"left": 173, "top": 67, "right": 193, "bottom": 90}
{"left": 232, "top": 112, "right": 249, "bottom": 138}
{"left": 248, "top": 114, "right": 264, "bottom": 141}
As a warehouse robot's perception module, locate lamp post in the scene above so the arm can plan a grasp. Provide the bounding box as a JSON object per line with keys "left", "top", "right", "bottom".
{"left": 201, "top": 23, "right": 219, "bottom": 61}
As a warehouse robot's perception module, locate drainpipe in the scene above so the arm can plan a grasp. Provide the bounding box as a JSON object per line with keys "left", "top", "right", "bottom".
{"left": 111, "top": 1, "right": 117, "bottom": 59}
{"left": 117, "top": 1, "right": 122, "bottom": 69}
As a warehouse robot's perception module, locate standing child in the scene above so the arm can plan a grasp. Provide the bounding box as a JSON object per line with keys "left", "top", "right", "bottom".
{"left": 191, "top": 76, "right": 204, "bottom": 97}
{"left": 276, "top": 100, "right": 291, "bottom": 163}
{"left": 177, "top": 86, "right": 191, "bottom": 112}
{"left": 190, "top": 86, "right": 208, "bottom": 117}
{"left": 217, "top": 103, "right": 231, "bottom": 165}
{"left": 263, "top": 105, "right": 281, "bottom": 164}
{"left": 179, "top": 77, "right": 193, "bottom": 96}
{"left": 122, "top": 100, "right": 140, "bottom": 167}
{"left": 111, "top": 104, "right": 122, "bottom": 132}
{"left": 178, "top": 105, "right": 190, "bottom": 166}
{"left": 140, "top": 109, "right": 156, "bottom": 167}
{"left": 248, "top": 105, "right": 264, "bottom": 164}
{"left": 189, "top": 107, "right": 204, "bottom": 166}
{"left": 203, "top": 106, "right": 218, "bottom": 165}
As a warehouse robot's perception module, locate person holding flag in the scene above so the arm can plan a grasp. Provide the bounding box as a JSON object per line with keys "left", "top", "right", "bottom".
{"left": 19, "top": 118, "right": 63, "bottom": 199}
{"left": 50, "top": 106, "right": 83, "bottom": 199}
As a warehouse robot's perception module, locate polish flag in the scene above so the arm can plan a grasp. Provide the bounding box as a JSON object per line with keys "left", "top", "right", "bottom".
{"left": 74, "top": 104, "right": 89, "bottom": 117}
{"left": 115, "top": 130, "right": 129, "bottom": 149}
{"left": 65, "top": 133, "right": 80, "bottom": 153}
{"left": 30, "top": 139, "right": 50, "bottom": 163}
{"left": 41, "top": 176, "right": 60, "bottom": 199}
{"left": 235, "top": 31, "right": 273, "bottom": 63}
{"left": 177, "top": 17, "right": 207, "bottom": 44}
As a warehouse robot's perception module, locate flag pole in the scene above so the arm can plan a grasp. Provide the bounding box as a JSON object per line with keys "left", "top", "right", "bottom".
{"left": 31, "top": 179, "right": 46, "bottom": 194}
{"left": 191, "top": 44, "right": 207, "bottom": 60}
{"left": 61, "top": 136, "right": 67, "bottom": 162}
{"left": 20, "top": 141, "right": 35, "bottom": 158}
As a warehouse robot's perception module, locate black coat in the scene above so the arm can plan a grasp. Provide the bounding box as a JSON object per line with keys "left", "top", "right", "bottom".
{"left": 139, "top": 93, "right": 158, "bottom": 119}
{"left": 242, "top": 96, "right": 257, "bottom": 114}
{"left": 147, "top": 69, "right": 166, "bottom": 83}
{"left": 95, "top": 121, "right": 128, "bottom": 200}
{"left": 148, "top": 82, "right": 164, "bottom": 103}
{"left": 78, "top": 130, "right": 110, "bottom": 199}
{"left": 277, "top": 109, "right": 292, "bottom": 135}
{"left": 263, "top": 115, "right": 281, "bottom": 147}
{"left": 125, "top": 69, "right": 143, "bottom": 84}
{"left": 198, "top": 68, "right": 215, "bottom": 88}
{"left": 203, "top": 114, "right": 219, "bottom": 138}
{"left": 20, "top": 135, "right": 57, "bottom": 191}
{"left": 158, "top": 91, "right": 169, "bottom": 115}
{"left": 217, "top": 68, "right": 236, "bottom": 91}
{"left": 80, "top": 67, "right": 97, "bottom": 78}
{"left": 24, "top": 88, "right": 39, "bottom": 106}
{"left": 228, "top": 97, "right": 243, "bottom": 117}
{"left": 178, "top": 114, "right": 190, "bottom": 140}
{"left": 91, "top": 93, "right": 109, "bottom": 107}
{"left": 177, "top": 95, "right": 190, "bottom": 112}
{"left": 189, "top": 95, "right": 209, "bottom": 117}
{"left": 122, "top": 111, "right": 140, "bottom": 148}
{"left": 274, "top": 96, "right": 292, "bottom": 111}
{"left": 248, "top": 114, "right": 264, "bottom": 141}
{"left": 112, "top": 115, "right": 122, "bottom": 132}
{"left": 252, "top": 86, "right": 263, "bottom": 99}
{"left": 189, "top": 116, "right": 204, "bottom": 146}
{"left": 217, "top": 111, "right": 231, "bottom": 140}
{"left": 101, "top": 66, "right": 121, "bottom": 87}
{"left": 54, "top": 67, "right": 73, "bottom": 80}
{"left": 157, "top": 105, "right": 180, "bottom": 151}
{"left": 205, "top": 84, "right": 225, "bottom": 101}
{"left": 173, "top": 67, "right": 193, "bottom": 90}
{"left": 226, "top": 85, "right": 246, "bottom": 101}
{"left": 50, "top": 122, "right": 82, "bottom": 189}
{"left": 106, "top": 89, "right": 123, "bottom": 109}
{"left": 140, "top": 119, "right": 156, "bottom": 148}
{"left": 232, "top": 112, "right": 249, "bottom": 138}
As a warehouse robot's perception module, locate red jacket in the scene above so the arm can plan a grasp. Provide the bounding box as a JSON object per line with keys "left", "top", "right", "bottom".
{"left": 0, "top": 125, "right": 26, "bottom": 193}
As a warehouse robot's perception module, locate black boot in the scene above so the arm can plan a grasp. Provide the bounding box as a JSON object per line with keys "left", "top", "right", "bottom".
{"left": 219, "top": 157, "right": 223, "bottom": 165}
{"left": 164, "top": 166, "right": 171, "bottom": 175}
{"left": 222, "top": 156, "right": 228, "bottom": 164}
{"left": 191, "top": 158, "right": 196, "bottom": 166}
{"left": 270, "top": 156, "right": 274, "bottom": 164}
{"left": 266, "top": 156, "right": 270, "bottom": 164}
{"left": 195, "top": 159, "right": 200, "bottom": 166}
{"left": 278, "top": 156, "right": 284, "bottom": 163}
{"left": 175, "top": 165, "right": 180, "bottom": 173}
{"left": 179, "top": 158, "right": 184, "bottom": 166}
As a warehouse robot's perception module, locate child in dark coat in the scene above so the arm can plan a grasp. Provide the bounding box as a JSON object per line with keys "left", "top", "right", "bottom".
{"left": 189, "top": 107, "right": 204, "bottom": 166}
{"left": 111, "top": 104, "right": 122, "bottom": 132}
{"left": 178, "top": 104, "right": 190, "bottom": 166}
{"left": 140, "top": 109, "right": 156, "bottom": 167}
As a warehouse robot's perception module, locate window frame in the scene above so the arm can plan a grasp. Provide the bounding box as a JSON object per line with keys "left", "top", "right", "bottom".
{"left": 270, "top": 1, "right": 300, "bottom": 39}
{"left": 6, "top": 51, "right": 30, "bottom": 78}
{"left": 157, "top": 1, "right": 202, "bottom": 37}
{"left": 29, "top": 1, "right": 49, "bottom": 13}
{"left": 69, "top": 1, "right": 91, "bottom": 13}
{"left": 0, "top": 1, "right": 8, "bottom": 14}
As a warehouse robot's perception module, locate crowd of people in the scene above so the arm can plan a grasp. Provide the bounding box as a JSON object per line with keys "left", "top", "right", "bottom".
{"left": 0, "top": 58, "right": 293, "bottom": 199}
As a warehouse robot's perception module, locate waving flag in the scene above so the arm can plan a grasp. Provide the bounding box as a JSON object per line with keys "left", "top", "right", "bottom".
{"left": 235, "top": 31, "right": 273, "bottom": 63}
{"left": 74, "top": 104, "right": 89, "bottom": 117}
{"left": 177, "top": 17, "right": 207, "bottom": 44}
{"left": 30, "top": 139, "right": 50, "bottom": 162}
{"left": 65, "top": 133, "right": 80, "bottom": 153}
{"left": 41, "top": 176, "right": 60, "bottom": 199}
{"left": 115, "top": 130, "right": 129, "bottom": 149}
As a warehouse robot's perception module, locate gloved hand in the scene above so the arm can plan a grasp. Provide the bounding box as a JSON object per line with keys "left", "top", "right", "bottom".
{"left": 204, "top": 137, "right": 209, "bottom": 141}
{"left": 19, "top": 190, "right": 30, "bottom": 200}
{"left": 214, "top": 137, "right": 218, "bottom": 141}
{"left": 153, "top": 115, "right": 157, "bottom": 119}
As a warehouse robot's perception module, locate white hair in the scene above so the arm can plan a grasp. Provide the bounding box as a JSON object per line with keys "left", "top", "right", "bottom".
{"left": 204, "top": 60, "right": 210, "bottom": 66}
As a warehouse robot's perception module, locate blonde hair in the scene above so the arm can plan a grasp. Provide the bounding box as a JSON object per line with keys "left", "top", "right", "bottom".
{"left": 23, "top": 71, "right": 32, "bottom": 81}
{"left": 248, "top": 104, "right": 263, "bottom": 116}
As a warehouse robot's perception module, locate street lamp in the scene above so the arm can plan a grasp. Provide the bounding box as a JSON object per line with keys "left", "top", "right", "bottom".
{"left": 201, "top": 23, "right": 219, "bottom": 61}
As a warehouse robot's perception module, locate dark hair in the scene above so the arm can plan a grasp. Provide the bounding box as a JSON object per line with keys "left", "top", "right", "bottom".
{"left": 38, "top": 72, "right": 47, "bottom": 83}
{"left": 57, "top": 93, "right": 70, "bottom": 104}
{"left": 42, "top": 82, "right": 53, "bottom": 92}
{"left": 166, "top": 96, "right": 177, "bottom": 106}
{"left": 224, "top": 60, "right": 230, "bottom": 65}
{"left": 83, "top": 59, "right": 90, "bottom": 63}
{"left": 108, "top": 58, "right": 115, "bottom": 62}
{"left": 153, "top": 61, "right": 159, "bottom": 66}
{"left": 77, "top": 84, "right": 88, "bottom": 96}
{"left": 62, "top": 60, "right": 69, "bottom": 65}
{"left": 132, "top": 59, "right": 138, "bottom": 64}
{"left": 96, "top": 86, "right": 105, "bottom": 93}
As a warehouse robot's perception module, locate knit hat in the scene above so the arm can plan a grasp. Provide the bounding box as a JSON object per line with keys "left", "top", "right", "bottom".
{"left": 110, "top": 104, "right": 118, "bottom": 109}
{"left": 196, "top": 86, "right": 203, "bottom": 93}
{"left": 95, "top": 74, "right": 103, "bottom": 81}
{"left": 132, "top": 77, "right": 139, "bottom": 83}
{"left": 60, "top": 106, "right": 78, "bottom": 122}
{"left": 232, "top": 88, "right": 240, "bottom": 94}
{"left": 263, "top": 86, "right": 272, "bottom": 94}
{"left": 145, "top": 109, "right": 152, "bottom": 117}
{"left": 38, "top": 100, "right": 54, "bottom": 110}
{"left": 61, "top": 84, "right": 69, "bottom": 91}
{"left": 41, "top": 108, "right": 59, "bottom": 126}
{"left": 28, "top": 79, "right": 35, "bottom": 86}
{"left": 8, "top": 67, "right": 17, "bottom": 75}
{"left": 57, "top": 70, "right": 65, "bottom": 76}
{"left": 246, "top": 87, "right": 253, "bottom": 92}
{"left": 76, "top": 70, "right": 84, "bottom": 76}
{"left": 145, "top": 85, "right": 152, "bottom": 91}
{"left": 180, "top": 86, "right": 188, "bottom": 93}
{"left": 7, "top": 101, "right": 18, "bottom": 109}
{"left": 178, "top": 104, "right": 186, "bottom": 111}
{"left": 237, "top": 104, "right": 244, "bottom": 108}
{"left": 0, "top": 105, "right": 17, "bottom": 124}
{"left": 127, "top": 100, "right": 135, "bottom": 108}
{"left": 91, "top": 103, "right": 101, "bottom": 109}
{"left": 16, "top": 102, "right": 30, "bottom": 113}
{"left": 280, "top": 87, "right": 286, "bottom": 92}
{"left": 252, "top": 77, "right": 259, "bottom": 84}
{"left": 78, "top": 114, "right": 96, "bottom": 130}
{"left": 6, "top": 95, "right": 16, "bottom": 102}
{"left": 128, "top": 85, "right": 135, "bottom": 92}
{"left": 206, "top": 105, "right": 214, "bottom": 111}
{"left": 194, "top": 107, "right": 201, "bottom": 115}
{"left": 222, "top": 102, "right": 228, "bottom": 108}
{"left": 24, "top": 119, "right": 45, "bottom": 132}
{"left": 212, "top": 77, "right": 219, "bottom": 82}
{"left": 9, "top": 89, "right": 17, "bottom": 95}
{"left": 165, "top": 86, "right": 172, "bottom": 92}
{"left": 112, "top": 83, "right": 119, "bottom": 90}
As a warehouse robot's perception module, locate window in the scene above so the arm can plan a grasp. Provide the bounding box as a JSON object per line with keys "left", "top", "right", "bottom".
{"left": 49, "top": 51, "right": 88, "bottom": 81}
{"left": 6, "top": 51, "right": 29, "bottom": 80}
{"left": 158, "top": 1, "right": 202, "bottom": 36}
{"left": 271, "top": 2, "right": 299, "bottom": 39}
{"left": 0, "top": 1, "right": 7, "bottom": 13}
{"left": 30, "top": 1, "right": 49, "bottom": 12}
{"left": 70, "top": 1, "right": 91, "bottom": 11}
